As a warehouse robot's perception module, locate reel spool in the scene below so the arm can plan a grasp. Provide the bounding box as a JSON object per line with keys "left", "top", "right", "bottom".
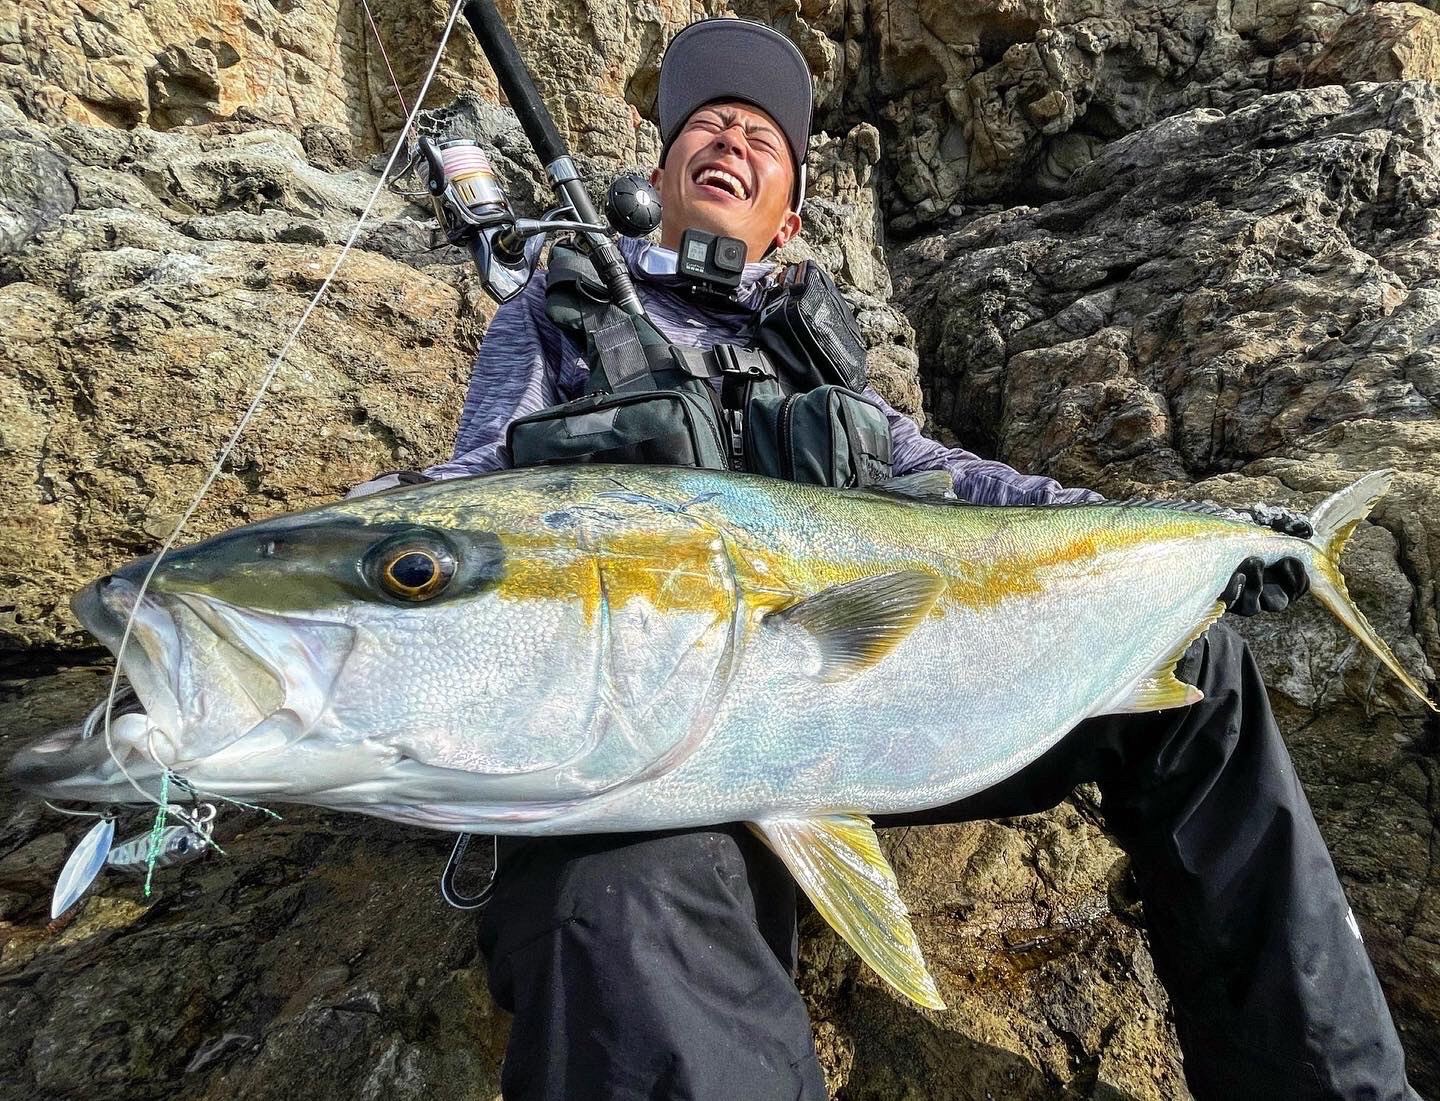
{"left": 419, "top": 136, "right": 533, "bottom": 303}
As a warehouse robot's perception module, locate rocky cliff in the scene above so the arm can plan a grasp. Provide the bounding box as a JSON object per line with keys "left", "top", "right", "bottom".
{"left": 1, "top": 2, "right": 1437, "bottom": 1098}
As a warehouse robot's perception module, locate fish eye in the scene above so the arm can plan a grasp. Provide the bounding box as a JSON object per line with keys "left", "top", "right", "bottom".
{"left": 369, "top": 537, "right": 457, "bottom": 602}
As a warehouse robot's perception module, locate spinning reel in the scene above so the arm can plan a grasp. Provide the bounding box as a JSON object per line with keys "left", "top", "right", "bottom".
{"left": 419, "top": 138, "right": 663, "bottom": 305}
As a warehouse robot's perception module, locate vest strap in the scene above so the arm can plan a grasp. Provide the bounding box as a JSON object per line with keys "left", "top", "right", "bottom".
{"left": 593, "top": 318, "right": 655, "bottom": 391}
{"left": 669, "top": 345, "right": 774, "bottom": 383}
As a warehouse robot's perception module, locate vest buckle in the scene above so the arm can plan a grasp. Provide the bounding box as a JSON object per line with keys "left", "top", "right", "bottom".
{"left": 711, "top": 344, "right": 772, "bottom": 380}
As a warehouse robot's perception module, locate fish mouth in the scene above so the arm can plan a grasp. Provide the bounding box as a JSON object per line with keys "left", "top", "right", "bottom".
{"left": 7, "top": 576, "right": 355, "bottom": 804}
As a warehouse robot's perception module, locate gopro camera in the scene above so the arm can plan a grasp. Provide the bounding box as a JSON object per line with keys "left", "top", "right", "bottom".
{"left": 677, "top": 228, "right": 746, "bottom": 293}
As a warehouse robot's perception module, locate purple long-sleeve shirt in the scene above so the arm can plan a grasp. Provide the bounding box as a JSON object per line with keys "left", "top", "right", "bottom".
{"left": 428, "top": 238, "right": 1097, "bottom": 506}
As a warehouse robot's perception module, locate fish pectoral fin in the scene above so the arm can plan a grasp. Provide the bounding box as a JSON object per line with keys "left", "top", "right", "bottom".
{"left": 749, "top": 814, "right": 945, "bottom": 1011}
{"left": 873, "top": 471, "right": 957, "bottom": 500}
{"left": 768, "top": 570, "right": 945, "bottom": 683}
{"left": 1106, "top": 601, "right": 1225, "bottom": 714}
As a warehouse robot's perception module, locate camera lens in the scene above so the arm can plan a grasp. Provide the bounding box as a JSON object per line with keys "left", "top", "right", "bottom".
{"left": 715, "top": 238, "right": 746, "bottom": 273}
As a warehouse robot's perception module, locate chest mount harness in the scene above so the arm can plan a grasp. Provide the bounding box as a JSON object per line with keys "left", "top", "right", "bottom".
{"left": 507, "top": 246, "right": 894, "bottom": 488}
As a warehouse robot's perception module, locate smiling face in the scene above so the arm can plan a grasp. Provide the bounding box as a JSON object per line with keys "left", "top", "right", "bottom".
{"left": 652, "top": 101, "right": 803, "bottom": 262}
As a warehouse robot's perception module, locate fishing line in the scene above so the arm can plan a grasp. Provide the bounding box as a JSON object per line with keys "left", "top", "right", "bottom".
{"left": 139, "top": 728, "right": 228, "bottom": 854}
{"left": 359, "top": 1, "right": 434, "bottom": 205}
{"left": 141, "top": 770, "right": 171, "bottom": 897}
{"left": 360, "top": 0, "right": 414, "bottom": 126}
{"left": 137, "top": 773, "right": 229, "bottom": 895}
{"left": 43, "top": 801, "right": 113, "bottom": 819}
{"left": 169, "top": 773, "right": 283, "bottom": 822}
{"left": 99, "top": 0, "right": 468, "bottom": 811}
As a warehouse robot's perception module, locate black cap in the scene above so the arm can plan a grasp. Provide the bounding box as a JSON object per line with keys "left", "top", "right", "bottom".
{"left": 657, "top": 19, "right": 812, "bottom": 211}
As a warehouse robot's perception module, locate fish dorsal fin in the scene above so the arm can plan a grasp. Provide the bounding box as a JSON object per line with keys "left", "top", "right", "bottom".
{"left": 1107, "top": 601, "right": 1226, "bottom": 714}
{"left": 872, "top": 472, "right": 957, "bottom": 500}
{"left": 768, "top": 571, "right": 946, "bottom": 683}
{"left": 750, "top": 814, "right": 945, "bottom": 1010}
{"left": 1078, "top": 497, "right": 1248, "bottom": 522}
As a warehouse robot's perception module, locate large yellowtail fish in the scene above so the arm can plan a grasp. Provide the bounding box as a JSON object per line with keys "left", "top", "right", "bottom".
{"left": 9, "top": 466, "right": 1435, "bottom": 1009}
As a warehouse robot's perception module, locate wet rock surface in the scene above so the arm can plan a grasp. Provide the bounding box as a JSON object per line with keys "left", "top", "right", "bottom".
{"left": 1, "top": 1, "right": 1438, "bottom": 1099}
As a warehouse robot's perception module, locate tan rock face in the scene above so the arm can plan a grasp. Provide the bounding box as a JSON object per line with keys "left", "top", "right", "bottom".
{"left": 0, "top": 0, "right": 560, "bottom": 148}
{"left": 0, "top": 122, "right": 487, "bottom": 654}
{"left": 1304, "top": 2, "right": 1440, "bottom": 86}
{"left": 0, "top": 0, "right": 676, "bottom": 162}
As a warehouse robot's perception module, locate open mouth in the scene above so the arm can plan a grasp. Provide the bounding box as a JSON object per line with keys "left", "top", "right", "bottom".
{"left": 6, "top": 577, "right": 354, "bottom": 804}
{"left": 691, "top": 165, "right": 750, "bottom": 201}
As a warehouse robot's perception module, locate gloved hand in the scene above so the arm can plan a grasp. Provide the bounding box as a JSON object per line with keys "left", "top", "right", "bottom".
{"left": 1222, "top": 556, "right": 1310, "bottom": 617}
{"left": 1237, "top": 502, "right": 1314, "bottom": 540}
{"left": 1219, "top": 501, "right": 1313, "bottom": 617}
{"left": 344, "top": 470, "right": 432, "bottom": 499}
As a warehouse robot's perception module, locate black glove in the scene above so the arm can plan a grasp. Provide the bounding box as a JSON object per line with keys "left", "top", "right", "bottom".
{"left": 1218, "top": 500, "right": 1314, "bottom": 616}
{"left": 1222, "top": 556, "right": 1310, "bottom": 617}
{"left": 1238, "top": 502, "right": 1313, "bottom": 540}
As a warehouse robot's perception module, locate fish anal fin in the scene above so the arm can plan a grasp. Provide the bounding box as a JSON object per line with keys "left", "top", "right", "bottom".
{"left": 1106, "top": 601, "right": 1225, "bottom": 715}
{"left": 750, "top": 814, "right": 945, "bottom": 1011}
{"left": 768, "top": 570, "right": 945, "bottom": 683}
{"left": 1116, "top": 675, "right": 1204, "bottom": 712}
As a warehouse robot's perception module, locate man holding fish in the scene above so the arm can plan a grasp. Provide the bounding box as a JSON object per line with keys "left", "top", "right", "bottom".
{"left": 417, "top": 17, "right": 1425, "bottom": 1101}
{"left": 14, "top": 16, "right": 1428, "bottom": 1101}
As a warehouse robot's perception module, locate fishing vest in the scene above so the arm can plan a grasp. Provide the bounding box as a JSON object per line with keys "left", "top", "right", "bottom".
{"left": 505, "top": 246, "right": 893, "bottom": 488}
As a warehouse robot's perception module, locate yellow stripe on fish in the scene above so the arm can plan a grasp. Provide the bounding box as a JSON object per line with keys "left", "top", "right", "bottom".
{"left": 17, "top": 465, "right": 1432, "bottom": 1017}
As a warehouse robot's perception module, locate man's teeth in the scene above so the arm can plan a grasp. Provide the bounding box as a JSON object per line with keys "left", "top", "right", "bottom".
{"left": 695, "top": 168, "right": 748, "bottom": 199}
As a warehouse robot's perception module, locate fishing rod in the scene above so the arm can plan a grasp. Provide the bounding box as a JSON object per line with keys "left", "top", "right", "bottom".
{"left": 426, "top": 0, "right": 676, "bottom": 907}
{"left": 418, "top": 0, "right": 653, "bottom": 313}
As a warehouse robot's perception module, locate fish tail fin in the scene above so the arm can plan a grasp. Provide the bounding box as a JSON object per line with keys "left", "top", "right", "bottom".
{"left": 1304, "top": 471, "right": 1436, "bottom": 710}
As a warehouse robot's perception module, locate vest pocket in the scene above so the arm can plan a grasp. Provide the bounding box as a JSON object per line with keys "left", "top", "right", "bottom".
{"left": 507, "top": 389, "right": 729, "bottom": 470}
{"left": 744, "top": 385, "right": 894, "bottom": 488}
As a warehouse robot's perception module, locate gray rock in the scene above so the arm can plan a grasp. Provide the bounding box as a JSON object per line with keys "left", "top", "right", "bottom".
{"left": 0, "top": 132, "right": 74, "bottom": 255}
